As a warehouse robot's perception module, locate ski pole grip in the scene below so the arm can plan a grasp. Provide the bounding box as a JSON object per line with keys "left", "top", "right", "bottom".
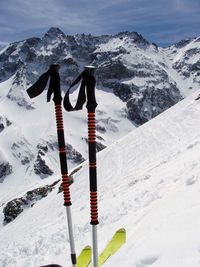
{"left": 88, "top": 112, "right": 99, "bottom": 225}
{"left": 55, "top": 103, "right": 72, "bottom": 206}
{"left": 90, "top": 190, "right": 99, "bottom": 225}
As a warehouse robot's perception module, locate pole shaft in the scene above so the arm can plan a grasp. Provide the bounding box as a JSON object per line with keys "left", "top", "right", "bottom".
{"left": 66, "top": 207, "right": 76, "bottom": 266}
{"left": 54, "top": 102, "right": 76, "bottom": 266}
{"left": 92, "top": 225, "right": 98, "bottom": 267}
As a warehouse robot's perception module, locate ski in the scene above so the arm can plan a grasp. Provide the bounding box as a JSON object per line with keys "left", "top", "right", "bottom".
{"left": 98, "top": 228, "right": 126, "bottom": 266}
{"left": 39, "top": 229, "right": 125, "bottom": 267}
{"left": 76, "top": 245, "right": 92, "bottom": 267}
{"left": 89, "top": 228, "right": 126, "bottom": 266}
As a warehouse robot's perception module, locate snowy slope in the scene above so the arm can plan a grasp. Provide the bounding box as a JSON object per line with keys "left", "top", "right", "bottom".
{"left": 163, "top": 36, "right": 200, "bottom": 96}
{"left": 0, "top": 73, "right": 134, "bottom": 203}
{"left": 1, "top": 87, "right": 200, "bottom": 266}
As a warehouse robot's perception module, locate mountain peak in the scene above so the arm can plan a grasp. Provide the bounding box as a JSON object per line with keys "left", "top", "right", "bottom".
{"left": 115, "top": 31, "right": 149, "bottom": 45}
{"left": 44, "top": 27, "right": 66, "bottom": 39}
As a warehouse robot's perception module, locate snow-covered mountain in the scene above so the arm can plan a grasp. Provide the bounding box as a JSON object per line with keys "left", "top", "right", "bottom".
{"left": 1, "top": 28, "right": 199, "bottom": 123}
{"left": 0, "top": 27, "right": 199, "bottom": 186}
{"left": 1, "top": 82, "right": 200, "bottom": 267}
{"left": 0, "top": 27, "right": 200, "bottom": 266}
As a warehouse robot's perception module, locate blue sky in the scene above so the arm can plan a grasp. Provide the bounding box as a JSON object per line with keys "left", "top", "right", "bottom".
{"left": 0, "top": 0, "right": 199, "bottom": 46}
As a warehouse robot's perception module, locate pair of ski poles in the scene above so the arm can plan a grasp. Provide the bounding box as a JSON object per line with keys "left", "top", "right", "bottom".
{"left": 27, "top": 64, "right": 99, "bottom": 267}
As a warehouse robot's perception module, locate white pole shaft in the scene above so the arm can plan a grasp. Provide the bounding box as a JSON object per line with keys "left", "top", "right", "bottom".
{"left": 66, "top": 206, "right": 76, "bottom": 267}
{"left": 92, "top": 225, "right": 98, "bottom": 267}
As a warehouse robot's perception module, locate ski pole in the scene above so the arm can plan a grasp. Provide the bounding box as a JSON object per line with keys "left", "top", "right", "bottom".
{"left": 63, "top": 66, "right": 99, "bottom": 267}
{"left": 85, "top": 67, "right": 99, "bottom": 267}
{"left": 27, "top": 64, "right": 76, "bottom": 266}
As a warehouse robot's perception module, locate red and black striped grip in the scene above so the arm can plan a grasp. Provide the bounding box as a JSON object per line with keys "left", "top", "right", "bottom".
{"left": 88, "top": 112, "right": 96, "bottom": 143}
{"left": 88, "top": 112, "right": 99, "bottom": 225}
{"left": 90, "top": 191, "right": 98, "bottom": 225}
{"left": 55, "top": 103, "right": 72, "bottom": 206}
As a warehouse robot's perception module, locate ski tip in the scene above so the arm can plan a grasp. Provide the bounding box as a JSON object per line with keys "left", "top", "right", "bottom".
{"left": 77, "top": 246, "right": 92, "bottom": 267}
{"left": 82, "top": 245, "right": 92, "bottom": 251}
{"left": 117, "top": 228, "right": 126, "bottom": 233}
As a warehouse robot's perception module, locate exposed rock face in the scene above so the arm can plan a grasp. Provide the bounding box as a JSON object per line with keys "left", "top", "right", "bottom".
{"left": 11, "top": 141, "right": 33, "bottom": 166}
{"left": 172, "top": 47, "right": 200, "bottom": 78}
{"left": 66, "top": 144, "right": 85, "bottom": 164}
{"left": 0, "top": 27, "right": 190, "bottom": 127}
{"left": 3, "top": 180, "right": 60, "bottom": 224}
{"left": 96, "top": 141, "right": 107, "bottom": 152}
{"left": 92, "top": 35, "right": 186, "bottom": 125}
{"left": 164, "top": 37, "right": 200, "bottom": 90}
{"left": 0, "top": 116, "right": 12, "bottom": 132}
{"left": 97, "top": 59, "right": 134, "bottom": 80}
{"left": 33, "top": 153, "right": 54, "bottom": 178}
{"left": 126, "top": 84, "right": 182, "bottom": 124}
{"left": 50, "top": 140, "right": 85, "bottom": 164}
{"left": 3, "top": 163, "right": 85, "bottom": 224}
{"left": 32, "top": 140, "right": 85, "bottom": 178}
{"left": 3, "top": 198, "right": 27, "bottom": 224}
{"left": 0, "top": 162, "right": 12, "bottom": 183}
{"left": 81, "top": 137, "right": 106, "bottom": 152}
{"left": 96, "top": 124, "right": 106, "bottom": 134}
{"left": 33, "top": 142, "right": 54, "bottom": 178}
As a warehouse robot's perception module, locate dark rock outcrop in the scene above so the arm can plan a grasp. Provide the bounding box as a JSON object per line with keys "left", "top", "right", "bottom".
{"left": 97, "top": 59, "right": 134, "bottom": 80}
{"left": 3, "top": 180, "right": 60, "bottom": 224}
{"left": 0, "top": 162, "right": 12, "bottom": 183}
{"left": 11, "top": 141, "right": 33, "bottom": 166}
{"left": 66, "top": 144, "right": 85, "bottom": 164}
{"left": 33, "top": 153, "right": 53, "bottom": 178}
{"left": 82, "top": 137, "right": 106, "bottom": 152}
{"left": 126, "top": 84, "right": 183, "bottom": 125}
{"left": 0, "top": 116, "right": 12, "bottom": 132}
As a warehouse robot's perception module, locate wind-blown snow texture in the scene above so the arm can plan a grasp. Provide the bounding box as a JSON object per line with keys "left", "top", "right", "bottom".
{"left": 0, "top": 28, "right": 200, "bottom": 266}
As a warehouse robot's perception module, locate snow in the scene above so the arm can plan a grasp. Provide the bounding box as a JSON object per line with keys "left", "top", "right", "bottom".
{"left": 172, "top": 37, "right": 200, "bottom": 64}
{"left": 0, "top": 44, "right": 10, "bottom": 55}
{"left": 0, "top": 74, "right": 134, "bottom": 210}
{"left": 95, "top": 37, "right": 127, "bottom": 53}
{"left": 37, "top": 46, "right": 53, "bottom": 56}
{"left": 95, "top": 34, "right": 200, "bottom": 98}
{"left": 0, "top": 76, "right": 14, "bottom": 101}
{"left": 122, "top": 77, "right": 146, "bottom": 87}
{"left": 159, "top": 37, "right": 200, "bottom": 96}
{"left": 0, "top": 32, "right": 200, "bottom": 266}
{"left": 1, "top": 82, "right": 200, "bottom": 266}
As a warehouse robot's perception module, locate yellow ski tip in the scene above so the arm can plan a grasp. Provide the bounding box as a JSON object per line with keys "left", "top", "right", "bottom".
{"left": 76, "top": 246, "right": 92, "bottom": 267}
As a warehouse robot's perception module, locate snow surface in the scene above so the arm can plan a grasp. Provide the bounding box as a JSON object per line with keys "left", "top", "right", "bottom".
{"left": 1, "top": 86, "right": 200, "bottom": 266}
